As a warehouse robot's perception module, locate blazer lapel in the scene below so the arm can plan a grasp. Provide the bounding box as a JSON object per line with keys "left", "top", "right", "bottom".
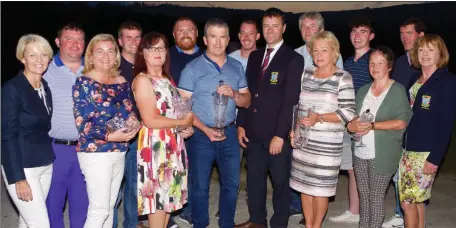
{"left": 42, "top": 79, "right": 53, "bottom": 116}
{"left": 261, "top": 44, "right": 287, "bottom": 79}
{"left": 20, "top": 74, "right": 51, "bottom": 119}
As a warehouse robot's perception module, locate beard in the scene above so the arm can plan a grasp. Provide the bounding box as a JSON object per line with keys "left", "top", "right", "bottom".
{"left": 176, "top": 37, "right": 196, "bottom": 51}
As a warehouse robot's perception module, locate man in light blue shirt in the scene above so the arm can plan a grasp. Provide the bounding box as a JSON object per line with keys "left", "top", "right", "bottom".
{"left": 178, "top": 18, "right": 251, "bottom": 228}
{"left": 229, "top": 19, "right": 260, "bottom": 71}
{"left": 295, "top": 12, "right": 344, "bottom": 70}
{"left": 44, "top": 23, "right": 88, "bottom": 228}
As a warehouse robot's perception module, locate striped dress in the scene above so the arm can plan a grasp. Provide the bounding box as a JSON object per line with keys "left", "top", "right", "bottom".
{"left": 290, "top": 67, "right": 355, "bottom": 197}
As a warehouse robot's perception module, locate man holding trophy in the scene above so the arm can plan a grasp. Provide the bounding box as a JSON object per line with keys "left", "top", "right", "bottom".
{"left": 178, "top": 18, "right": 251, "bottom": 228}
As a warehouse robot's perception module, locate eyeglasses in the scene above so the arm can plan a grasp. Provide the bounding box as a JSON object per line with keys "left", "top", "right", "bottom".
{"left": 146, "top": 46, "right": 166, "bottom": 53}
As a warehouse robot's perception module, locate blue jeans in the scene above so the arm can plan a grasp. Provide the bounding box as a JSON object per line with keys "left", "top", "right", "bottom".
{"left": 189, "top": 125, "right": 240, "bottom": 228}
{"left": 290, "top": 189, "right": 302, "bottom": 212}
{"left": 113, "top": 139, "right": 138, "bottom": 228}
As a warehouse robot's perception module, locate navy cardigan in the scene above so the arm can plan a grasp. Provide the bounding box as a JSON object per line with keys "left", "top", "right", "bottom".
{"left": 404, "top": 68, "right": 456, "bottom": 166}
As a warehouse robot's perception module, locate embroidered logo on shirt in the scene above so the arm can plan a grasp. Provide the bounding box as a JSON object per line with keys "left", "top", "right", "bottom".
{"left": 421, "top": 95, "right": 431, "bottom": 109}
{"left": 270, "top": 72, "right": 279, "bottom": 84}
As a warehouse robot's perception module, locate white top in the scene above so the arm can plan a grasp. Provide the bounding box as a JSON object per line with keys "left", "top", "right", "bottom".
{"left": 354, "top": 84, "right": 392, "bottom": 159}
{"left": 228, "top": 50, "right": 248, "bottom": 71}
{"left": 35, "top": 83, "right": 50, "bottom": 114}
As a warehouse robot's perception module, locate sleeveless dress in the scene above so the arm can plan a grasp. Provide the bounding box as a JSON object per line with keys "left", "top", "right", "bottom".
{"left": 135, "top": 73, "right": 188, "bottom": 214}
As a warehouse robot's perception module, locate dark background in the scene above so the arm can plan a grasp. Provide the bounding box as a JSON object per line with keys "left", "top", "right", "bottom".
{"left": 1, "top": 1, "right": 456, "bottom": 171}
{"left": 2, "top": 1, "right": 456, "bottom": 85}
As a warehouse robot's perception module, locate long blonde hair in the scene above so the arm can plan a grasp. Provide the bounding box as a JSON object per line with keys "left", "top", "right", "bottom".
{"left": 82, "top": 34, "right": 121, "bottom": 75}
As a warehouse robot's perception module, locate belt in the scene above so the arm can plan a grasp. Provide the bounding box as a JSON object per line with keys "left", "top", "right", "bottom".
{"left": 52, "top": 138, "right": 78, "bottom": 146}
{"left": 212, "top": 121, "right": 236, "bottom": 129}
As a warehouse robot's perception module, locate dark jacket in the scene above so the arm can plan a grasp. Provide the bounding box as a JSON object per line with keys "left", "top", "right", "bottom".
{"left": 236, "top": 43, "right": 304, "bottom": 141}
{"left": 405, "top": 68, "right": 456, "bottom": 166}
{"left": 1, "top": 72, "right": 54, "bottom": 184}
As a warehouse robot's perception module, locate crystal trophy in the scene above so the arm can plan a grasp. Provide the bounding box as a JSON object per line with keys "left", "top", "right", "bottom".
{"left": 292, "top": 104, "right": 314, "bottom": 148}
{"left": 105, "top": 114, "right": 140, "bottom": 133}
{"left": 213, "top": 80, "right": 229, "bottom": 139}
{"left": 173, "top": 96, "right": 193, "bottom": 132}
{"left": 354, "top": 109, "right": 374, "bottom": 147}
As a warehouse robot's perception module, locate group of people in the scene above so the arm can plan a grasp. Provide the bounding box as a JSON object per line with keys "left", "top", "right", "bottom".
{"left": 2, "top": 6, "right": 455, "bottom": 228}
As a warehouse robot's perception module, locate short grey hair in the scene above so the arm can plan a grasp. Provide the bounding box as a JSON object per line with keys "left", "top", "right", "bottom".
{"left": 204, "top": 18, "right": 229, "bottom": 37}
{"left": 298, "top": 11, "right": 325, "bottom": 31}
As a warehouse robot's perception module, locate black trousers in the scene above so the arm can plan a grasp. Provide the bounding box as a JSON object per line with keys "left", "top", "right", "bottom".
{"left": 246, "top": 140, "right": 291, "bottom": 228}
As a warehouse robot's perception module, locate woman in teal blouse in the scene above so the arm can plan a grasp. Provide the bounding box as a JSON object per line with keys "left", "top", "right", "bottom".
{"left": 347, "top": 46, "right": 412, "bottom": 228}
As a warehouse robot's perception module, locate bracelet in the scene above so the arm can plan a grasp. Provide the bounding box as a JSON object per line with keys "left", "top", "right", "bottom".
{"left": 176, "top": 119, "right": 179, "bottom": 129}
{"left": 105, "top": 132, "right": 109, "bottom": 141}
{"left": 371, "top": 122, "right": 375, "bottom": 130}
{"left": 319, "top": 114, "right": 324, "bottom": 124}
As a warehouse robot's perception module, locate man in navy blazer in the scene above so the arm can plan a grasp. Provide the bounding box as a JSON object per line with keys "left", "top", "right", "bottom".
{"left": 235, "top": 8, "right": 304, "bottom": 228}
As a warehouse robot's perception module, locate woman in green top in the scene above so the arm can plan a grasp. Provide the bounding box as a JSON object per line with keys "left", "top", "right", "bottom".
{"left": 347, "top": 46, "right": 412, "bottom": 228}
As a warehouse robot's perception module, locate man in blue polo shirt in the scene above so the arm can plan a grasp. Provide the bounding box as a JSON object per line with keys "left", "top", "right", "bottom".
{"left": 329, "top": 17, "right": 375, "bottom": 224}
{"left": 178, "top": 18, "right": 251, "bottom": 228}
{"left": 44, "top": 23, "right": 88, "bottom": 228}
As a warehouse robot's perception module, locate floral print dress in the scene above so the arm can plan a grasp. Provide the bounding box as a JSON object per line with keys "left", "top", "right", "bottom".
{"left": 398, "top": 81, "right": 435, "bottom": 203}
{"left": 72, "top": 76, "right": 135, "bottom": 152}
{"left": 135, "top": 73, "right": 188, "bottom": 214}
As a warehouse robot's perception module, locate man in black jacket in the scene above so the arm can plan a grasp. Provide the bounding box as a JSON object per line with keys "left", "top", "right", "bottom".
{"left": 235, "top": 8, "right": 304, "bottom": 228}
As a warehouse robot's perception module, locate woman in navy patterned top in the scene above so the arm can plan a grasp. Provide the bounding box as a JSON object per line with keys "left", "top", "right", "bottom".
{"left": 72, "top": 34, "right": 139, "bottom": 227}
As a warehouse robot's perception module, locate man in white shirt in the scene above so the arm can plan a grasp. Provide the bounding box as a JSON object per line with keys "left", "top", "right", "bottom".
{"left": 294, "top": 11, "right": 344, "bottom": 70}
{"left": 229, "top": 19, "right": 261, "bottom": 71}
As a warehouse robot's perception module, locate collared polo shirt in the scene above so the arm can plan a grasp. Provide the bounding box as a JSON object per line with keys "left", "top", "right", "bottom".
{"left": 178, "top": 52, "right": 248, "bottom": 127}
{"left": 295, "top": 44, "right": 344, "bottom": 70}
{"left": 228, "top": 49, "right": 248, "bottom": 71}
{"left": 120, "top": 56, "right": 135, "bottom": 85}
{"left": 344, "top": 50, "right": 373, "bottom": 93}
{"left": 43, "top": 53, "right": 84, "bottom": 140}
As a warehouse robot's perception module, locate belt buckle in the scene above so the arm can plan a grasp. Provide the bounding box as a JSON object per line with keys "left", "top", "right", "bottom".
{"left": 65, "top": 140, "right": 72, "bottom": 146}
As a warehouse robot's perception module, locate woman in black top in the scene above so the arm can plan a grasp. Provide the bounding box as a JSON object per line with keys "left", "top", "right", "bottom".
{"left": 1, "top": 34, "right": 54, "bottom": 227}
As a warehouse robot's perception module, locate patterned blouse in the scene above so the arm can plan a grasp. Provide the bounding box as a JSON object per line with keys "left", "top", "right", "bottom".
{"left": 72, "top": 76, "right": 135, "bottom": 152}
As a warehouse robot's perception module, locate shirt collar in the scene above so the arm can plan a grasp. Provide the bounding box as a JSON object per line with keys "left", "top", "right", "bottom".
{"left": 54, "top": 52, "right": 84, "bottom": 67}
{"left": 406, "top": 52, "right": 411, "bottom": 65}
{"left": 175, "top": 45, "right": 200, "bottom": 54}
{"left": 266, "top": 39, "right": 284, "bottom": 51}
{"left": 202, "top": 51, "right": 227, "bottom": 73}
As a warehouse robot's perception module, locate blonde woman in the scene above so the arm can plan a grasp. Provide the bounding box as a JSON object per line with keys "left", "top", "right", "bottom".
{"left": 72, "top": 34, "right": 139, "bottom": 227}
{"left": 290, "top": 31, "right": 355, "bottom": 228}
{"left": 2, "top": 34, "right": 54, "bottom": 227}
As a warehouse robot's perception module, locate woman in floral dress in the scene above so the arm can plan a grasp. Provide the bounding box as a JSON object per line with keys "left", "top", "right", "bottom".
{"left": 399, "top": 34, "right": 456, "bottom": 228}
{"left": 132, "top": 32, "right": 195, "bottom": 228}
{"left": 73, "top": 34, "right": 139, "bottom": 227}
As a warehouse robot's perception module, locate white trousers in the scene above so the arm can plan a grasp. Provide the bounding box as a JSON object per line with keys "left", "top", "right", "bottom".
{"left": 77, "top": 152, "right": 125, "bottom": 228}
{"left": 2, "top": 164, "right": 53, "bottom": 228}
